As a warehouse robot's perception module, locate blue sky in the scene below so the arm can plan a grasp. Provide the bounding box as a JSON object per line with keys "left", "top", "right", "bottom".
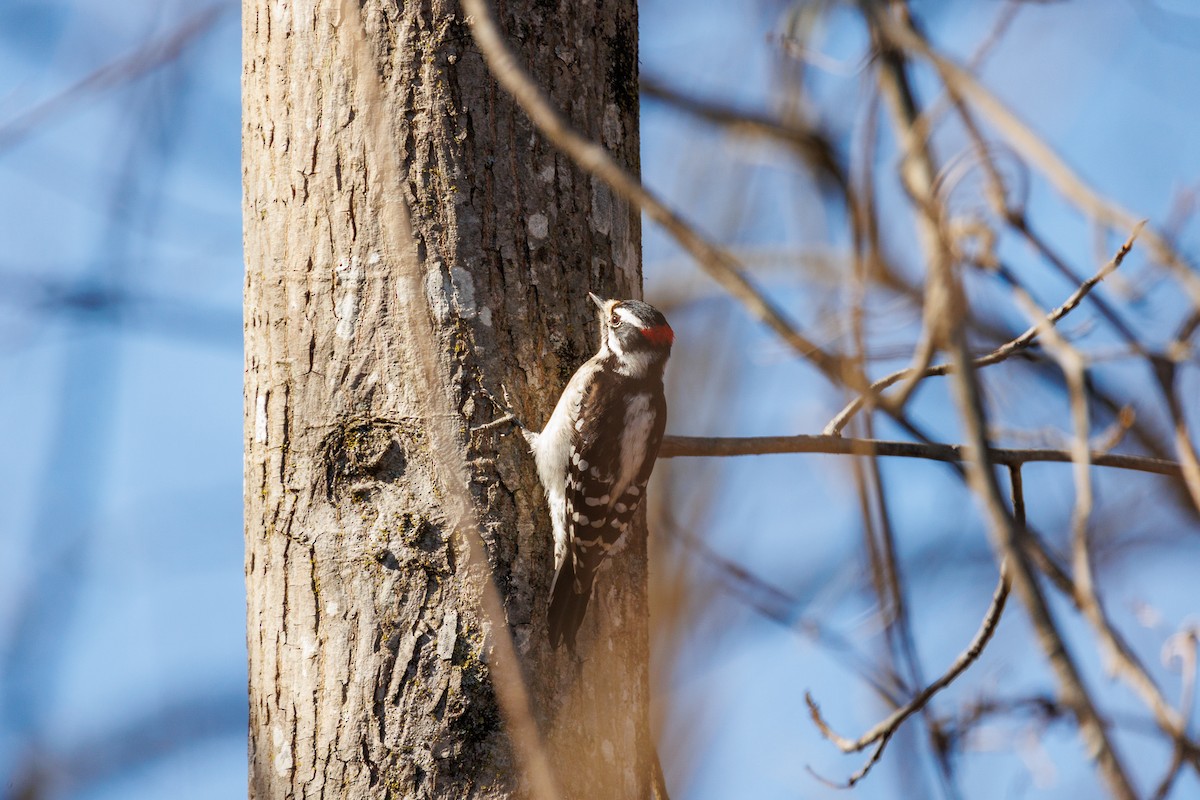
{"left": 3, "top": 0, "right": 1199, "bottom": 798}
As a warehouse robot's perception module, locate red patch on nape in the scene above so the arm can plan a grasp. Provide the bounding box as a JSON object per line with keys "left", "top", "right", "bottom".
{"left": 640, "top": 323, "right": 675, "bottom": 346}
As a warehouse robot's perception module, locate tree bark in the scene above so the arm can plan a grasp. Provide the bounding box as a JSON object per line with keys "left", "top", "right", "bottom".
{"left": 243, "top": 0, "right": 648, "bottom": 797}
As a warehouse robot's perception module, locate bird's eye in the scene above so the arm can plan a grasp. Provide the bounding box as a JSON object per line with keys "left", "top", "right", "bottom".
{"left": 610, "top": 312, "right": 622, "bottom": 327}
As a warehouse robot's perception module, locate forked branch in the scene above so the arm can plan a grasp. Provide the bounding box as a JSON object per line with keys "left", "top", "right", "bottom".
{"left": 805, "top": 560, "right": 1010, "bottom": 786}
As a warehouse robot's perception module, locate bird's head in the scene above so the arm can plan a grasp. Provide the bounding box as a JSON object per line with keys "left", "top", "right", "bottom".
{"left": 589, "top": 292, "right": 674, "bottom": 377}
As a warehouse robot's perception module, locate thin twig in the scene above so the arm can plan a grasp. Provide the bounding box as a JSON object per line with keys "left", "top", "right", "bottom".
{"left": 867, "top": 7, "right": 1138, "bottom": 796}
{"left": 661, "top": 511, "right": 905, "bottom": 703}
{"left": 937, "top": 39, "right": 1200, "bottom": 767}
{"left": 805, "top": 560, "right": 1009, "bottom": 783}
{"left": 943, "top": 84, "right": 1200, "bottom": 518}
{"left": 639, "top": 76, "right": 847, "bottom": 194}
{"left": 825, "top": 224, "right": 1142, "bottom": 436}
{"left": 805, "top": 734, "right": 891, "bottom": 790}
{"left": 1151, "top": 745, "right": 1186, "bottom": 800}
{"left": 875, "top": 7, "right": 1200, "bottom": 310}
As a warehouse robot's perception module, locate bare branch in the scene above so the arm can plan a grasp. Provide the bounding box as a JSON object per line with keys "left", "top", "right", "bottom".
{"left": 0, "top": 6, "right": 227, "bottom": 154}
{"left": 660, "top": 434, "right": 1184, "bottom": 478}
{"left": 824, "top": 225, "right": 1142, "bottom": 436}
{"left": 805, "top": 560, "right": 1009, "bottom": 783}
{"left": 462, "top": 0, "right": 866, "bottom": 392}
{"left": 866, "top": 7, "right": 1137, "bottom": 795}
{"left": 875, "top": 7, "right": 1200, "bottom": 310}
{"left": 805, "top": 734, "right": 890, "bottom": 790}
{"left": 639, "top": 76, "right": 848, "bottom": 194}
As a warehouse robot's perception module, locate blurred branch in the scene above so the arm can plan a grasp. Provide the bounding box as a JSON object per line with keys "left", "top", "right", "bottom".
{"left": 0, "top": 270, "right": 241, "bottom": 348}
{"left": 1157, "top": 356, "right": 1200, "bottom": 517}
{"left": 805, "top": 560, "right": 1010, "bottom": 786}
{"left": 10, "top": 687, "right": 245, "bottom": 800}
{"left": 1003, "top": 256, "right": 1196, "bottom": 775}
{"left": 0, "top": 5, "right": 228, "bottom": 154}
{"left": 462, "top": 0, "right": 867, "bottom": 391}
{"left": 353, "top": 2, "right": 563, "bottom": 798}
{"left": 824, "top": 225, "right": 1142, "bottom": 436}
{"left": 946, "top": 85, "right": 1200, "bottom": 517}
{"left": 874, "top": 4, "right": 1200, "bottom": 310}
{"left": 850, "top": 417, "right": 961, "bottom": 795}
{"left": 651, "top": 747, "right": 671, "bottom": 800}
{"left": 848, "top": 10, "right": 1199, "bottom": 777}
{"left": 640, "top": 76, "right": 847, "bottom": 195}
{"left": 866, "top": 6, "right": 1136, "bottom": 795}
{"left": 661, "top": 513, "right": 905, "bottom": 704}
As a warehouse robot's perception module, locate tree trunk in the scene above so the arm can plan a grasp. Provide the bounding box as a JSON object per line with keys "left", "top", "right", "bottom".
{"left": 243, "top": 0, "right": 648, "bottom": 797}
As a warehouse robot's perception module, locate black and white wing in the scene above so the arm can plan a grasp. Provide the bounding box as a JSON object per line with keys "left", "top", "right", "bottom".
{"left": 547, "top": 372, "right": 667, "bottom": 649}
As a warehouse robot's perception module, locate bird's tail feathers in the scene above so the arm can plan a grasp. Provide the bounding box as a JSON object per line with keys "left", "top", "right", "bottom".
{"left": 548, "top": 556, "right": 595, "bottom": 651}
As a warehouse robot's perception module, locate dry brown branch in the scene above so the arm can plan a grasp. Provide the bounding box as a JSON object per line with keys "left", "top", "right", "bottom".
{"left": 839, "top": 89, "right": 961, "bottom": 789}
{"left": 805, "top": 560, "right": 1010, "bottom": 782}
{"left": 1151, "top": 746, "right": 1186, "bottom": 800}
{"left": 651, "top": 748, "right": 671, "bottom": 800}
{"left": 875, "top": 7, "right": 1200, "bottom": 310}
{"left": 1007, "top": 216, "right": 1146, "bottom": 352}
{"left": 1000, "top": 459, "right": 1138, "bottom": 798}
{"left": 661, "top": 513, "right": 905, "bottom": 703}
{"left": 344, "top": 3, "right": 561, "bottom": 797}
{"left": 944, "top": 88, "right": 1200, "bottom": 517}
{"left": 1008, "top": 265, "right": 1196, "bottom": 777}
{"left": 661, "top": 429, "right": 1184, "bottom": 481}
{"left": 1154, "top": 626, "right": 1200, "bottom": 799}
{"left": 461, "top": 0, "right": 865, "bottom": 392}
{"left": 1010, "top": 270, "right": 1099, "bottom": 613}
{"left": 911, "top": 0, "right": 1023, "bottom": 138}
{"left": 837, "top": 11, "right": 1198, "bottom": 771}
{"left": 985, "top": 171, "right": 1200, "bottom": 770}
{"left": 872, "top": 15, "right": 961, "bottom": 425}
{"left": 639, "top": 77, "right": 847, "bottom": 194}
{"left": 805, "top": 733, "right": 891, "bottom": 790}
{"left": 866, "top": 7, "right": 1137, "bottom": 795}
{"left": 1159, "top": 358, "right": 1200, "bottom": 516}
{"left": 824, "top": 225, "right": 1142, "bottom": 436}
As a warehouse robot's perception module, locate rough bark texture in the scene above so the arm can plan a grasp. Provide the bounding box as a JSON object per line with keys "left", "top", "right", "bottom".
{"left": 243, "top": 0, "right": 648, "bottom": 797}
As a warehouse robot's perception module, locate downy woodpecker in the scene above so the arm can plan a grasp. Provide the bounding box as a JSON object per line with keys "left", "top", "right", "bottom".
{"left": 526, "top": 292, "right": 673, "bottom": 649}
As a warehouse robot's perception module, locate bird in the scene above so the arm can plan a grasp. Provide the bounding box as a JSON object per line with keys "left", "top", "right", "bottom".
{"left": 524, "top": 292, "right": 674, "bottom": 650}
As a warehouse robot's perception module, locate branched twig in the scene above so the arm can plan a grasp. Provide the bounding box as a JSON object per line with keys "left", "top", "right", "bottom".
{"left": 867, "top": 7, "right": 1138, "bottom": 796}
{"left": 873, "top": 7, "right": 1200, "bottom": 310}
{"left": 805, "top": 560, "right": 1010, "bottom": 782}
{"left": 824, "top": 224, "right": 1143, "bottom": 436}
{"left": 805, "top": 734, "right": 890, "bottom": 790}
{"left": 944, "top": 80, "right": 1200, "bottom": 518}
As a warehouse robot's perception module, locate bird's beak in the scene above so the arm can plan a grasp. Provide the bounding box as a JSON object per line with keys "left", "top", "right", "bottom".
{"left": 588, "top": 292, "right": 606, "bottom": 310}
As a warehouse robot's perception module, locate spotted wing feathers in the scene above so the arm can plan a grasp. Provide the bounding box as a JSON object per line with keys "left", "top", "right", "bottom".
{"left": 548, "top": 372, "right": 666, "bottom": 649}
